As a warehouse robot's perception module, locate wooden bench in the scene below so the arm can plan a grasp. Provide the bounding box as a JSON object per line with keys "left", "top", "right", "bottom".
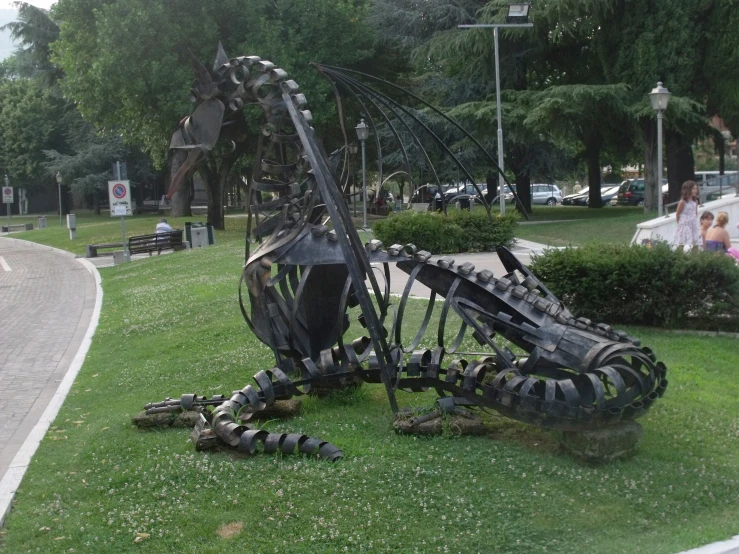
{"left": 128, "top": 230, "right": 185, "bottom": 256}
{"left": 1, "top": 223, "right": 33, "bottom": 232}
{"left": 86, "top": 242, "right": 124, "bottom": 258}
{"left": 135, "top": 200, "right": 162, "bottom": 214}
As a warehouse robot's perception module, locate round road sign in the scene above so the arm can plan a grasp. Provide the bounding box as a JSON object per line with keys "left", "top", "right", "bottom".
{"left": 112, "top": 183, "right": 127, "bottom": 199}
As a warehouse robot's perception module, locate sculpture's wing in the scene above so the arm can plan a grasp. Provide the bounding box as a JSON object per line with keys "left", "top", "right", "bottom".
{"left": 213, "top": 41, "right": 229, "bottom": 72}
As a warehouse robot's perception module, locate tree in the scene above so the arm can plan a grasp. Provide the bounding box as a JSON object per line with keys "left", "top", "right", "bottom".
{"left": 52, "top": 0, "right": 379, "bottom": 228}
{"left": 0, "top": 78, "right": 70, "bottom": 193}
{"left": 42, "top": 117, "right": 125, "bottom": 214}
{"left": 0, "top": 1, "right": 61, "bottom": 85}
{"left": 524, "top": 84, "right": 632, "bottom": 208}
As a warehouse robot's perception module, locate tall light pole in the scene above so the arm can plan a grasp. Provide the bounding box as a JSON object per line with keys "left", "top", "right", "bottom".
{"left": 460, "top": 4, "right": 532, "bottom": 215}
{"left": 649, "top": 82, "right": 670, "bottom": 217}
{"left": 4, "top": 174, "right": 10, "bottom": 228}
{"left": 348, "top": 143, "right": 359, "bottom": 217}
{"left": 355, "top": 119, "right": 369, "bottom": 229}
{"left": 56, "top": 171, "right": 63, "bottom": 227}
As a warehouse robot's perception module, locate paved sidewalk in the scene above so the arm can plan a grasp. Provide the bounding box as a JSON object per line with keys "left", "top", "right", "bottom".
{"left": 0, "top": 238, "right": 101, "bottom": 524}
{"left": 373, "top": 238, "right": 555, "bottom": 298}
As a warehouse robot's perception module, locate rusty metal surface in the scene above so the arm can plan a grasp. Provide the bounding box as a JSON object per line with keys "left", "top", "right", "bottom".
{"left": 142, "top": 46, "right": 668, "bottom": 459}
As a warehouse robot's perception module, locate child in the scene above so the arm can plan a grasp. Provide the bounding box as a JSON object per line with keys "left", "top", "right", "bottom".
{"left": 699, "top": 210, "right": 714, "bottom": 249}
{"left": 705, "top": 212, "right": 739, "bottom": 261}
{"left": 673, "top": 180, "right": 701, "bottom": 247}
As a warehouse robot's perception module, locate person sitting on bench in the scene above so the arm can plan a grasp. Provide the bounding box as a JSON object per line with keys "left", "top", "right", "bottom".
{"left": 705, "top": 212, "right": 739, "bottom": 261}
{"left": 155, "top": 218, "right": 174, "bottom": 234}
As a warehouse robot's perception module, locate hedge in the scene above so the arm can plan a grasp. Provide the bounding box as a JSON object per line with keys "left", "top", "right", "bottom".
{"left": 529, "top": 243, "right": 739, "bottom": 331}
{"left": 373, "top": 210, "right": 518, "bottom": 254}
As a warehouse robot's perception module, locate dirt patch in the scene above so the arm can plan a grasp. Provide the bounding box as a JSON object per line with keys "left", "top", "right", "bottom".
{"left": 216, "top": 522, "right": 244, "bottom": 539}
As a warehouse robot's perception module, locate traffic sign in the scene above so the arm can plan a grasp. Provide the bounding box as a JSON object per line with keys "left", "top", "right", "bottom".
{"left": 2, "top": 186, "right": 12, "bottom": 204}
{"left": 107, "top": 180, "right": 132, "bottom": 217}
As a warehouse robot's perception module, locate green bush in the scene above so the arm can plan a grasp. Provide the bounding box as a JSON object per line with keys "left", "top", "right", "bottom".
{"left": 529, "top": 243, "right": 739, "bottom": 330}
{"left": 373, "top": 210, "right": 518, "bottom": 254}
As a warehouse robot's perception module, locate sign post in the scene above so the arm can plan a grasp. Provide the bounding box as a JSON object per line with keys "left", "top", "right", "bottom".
{"left": 2, "top": 185, "right": 12, "bottom": 229}
{"left": 108, "top": 180, "right": 132, "bottom": 262}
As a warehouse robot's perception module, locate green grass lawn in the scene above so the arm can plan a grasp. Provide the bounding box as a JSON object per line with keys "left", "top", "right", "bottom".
{"left": 5, "top": 204, "right": 653, "bottom": 256}
{"left": 516, "top": 208, "right": 653, "bottom": 247}
{"left": 1, "top": 234, "right": 738, "bottom": 554}
{"left": 6, "top": 211, "right": 375, "bottom": 257}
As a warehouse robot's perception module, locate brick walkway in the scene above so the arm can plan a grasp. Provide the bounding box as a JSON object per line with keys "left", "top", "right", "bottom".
{"left": 0, "top": 238, "right": 97, "bottom": 501}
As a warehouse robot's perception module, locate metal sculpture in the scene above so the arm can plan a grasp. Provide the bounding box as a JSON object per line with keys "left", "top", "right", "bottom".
{"left": 142, "top": 46, "right": 668, "bottom": 460}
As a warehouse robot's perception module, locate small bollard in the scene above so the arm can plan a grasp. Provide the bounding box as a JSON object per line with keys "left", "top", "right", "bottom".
{"left": 66, "top": 213, "right": 77, "bottom": 240}
{"left": 113, "top": 250, "right": 125, "bottom": 265}
{"left": 37, "top": 216, "right": 47, "bottom": 229}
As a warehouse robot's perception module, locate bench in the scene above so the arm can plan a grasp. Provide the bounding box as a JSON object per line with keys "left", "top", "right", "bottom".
{"left": 1, "top": 223, "right": 33, "bottom": 232}
{"left": 135, "top": 200, "right": 162, "bottom": 214}
{"left": 128, "top": 230, "right": 185, "bottom": 256}
{"left": 86, "top": 242, "right": 124, "bottom": 258}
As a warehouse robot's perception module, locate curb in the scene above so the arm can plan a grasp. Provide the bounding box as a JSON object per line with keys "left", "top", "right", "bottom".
{"left": 676, "top": 535, "right": 739, "bottom": 554}
{"left": 0, "top": 244, "right": 103, "bottom": 527}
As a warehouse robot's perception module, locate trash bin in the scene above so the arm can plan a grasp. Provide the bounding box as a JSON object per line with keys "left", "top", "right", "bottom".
{"left": 185, "top": 221, "right": 215, "bottom": 246}
{"left": 37, "top": 216, "right": 47, "bottom": 229}
{"left": 190, "top": 226, "right": 210, "bottom": 248}
{"left": 66, "top": 214, "right": 77, "bottom": 240}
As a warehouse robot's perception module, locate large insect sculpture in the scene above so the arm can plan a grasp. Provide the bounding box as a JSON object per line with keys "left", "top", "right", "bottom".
{"left": 141, "top": 45, "right": 668, "bottom": 460}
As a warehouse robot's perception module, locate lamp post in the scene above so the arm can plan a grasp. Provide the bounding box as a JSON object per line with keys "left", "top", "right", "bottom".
{"left": 460, "top": 3, "right": 532, "bottom": 215}
{"left": 355, "top": 119, "right": 369, "bottom": 229}
{"left": 348, "top": 143, "right": 359, "bottom": 217}
{"left": 649, "top": 82, "right": 671, "bottom": 217}
{"left": 56, "top": 171, "right": 63, "bottom": 227}
{"left": 4, "top": 174, "right": 9, "bottom": 228}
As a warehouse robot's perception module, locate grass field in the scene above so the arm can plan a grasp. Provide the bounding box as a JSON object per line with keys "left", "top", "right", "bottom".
{"left": 5, "top": 205, "right": 651, "bottom": 259}
{"left": 517, "top": 207, "right": 652, "bottom": 246}
{"left": 1, "top": 231, "right": 738, "bottom": 554}
{"left": 6, "top": 211, "right": 376, "bottom": 257}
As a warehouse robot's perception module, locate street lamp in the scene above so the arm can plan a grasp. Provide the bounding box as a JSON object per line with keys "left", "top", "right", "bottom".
{"left": 355, "top": 119, "right": 370, "bottom": 229}
{"left": 348, "top": 143, "right": 359, "bottom": 216}
{"left": 459, "top": 4, "right": 532, "bottom": 215}
{"left": 55, "top": 171, "right": 64, "bottom": 227}
{"left": 4, "top": 174, "right": 9, "bottom": 228}
{"left": 649, "top": 82, "right": 670, "bottom": 216}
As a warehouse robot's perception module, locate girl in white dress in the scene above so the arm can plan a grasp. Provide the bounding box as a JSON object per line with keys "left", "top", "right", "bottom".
{"left": 674, "top": 180, "right": 701, "bottom": 247}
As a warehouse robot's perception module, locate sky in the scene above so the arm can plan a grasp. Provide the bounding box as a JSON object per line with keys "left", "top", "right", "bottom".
{"left": 0, "top": 2, "right": 57, "bottom": 60}
{"left": 0, "top": 1, "right": 55, "bottom": 8}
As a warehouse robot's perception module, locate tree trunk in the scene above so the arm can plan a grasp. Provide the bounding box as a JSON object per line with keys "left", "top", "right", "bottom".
{"left": 715, "top": 132, "right": 725, "bottom": 174}
{"left": 200, "top": 161, "right": 223, "bottom": 230}
{"left": 666, "top": 130, "right": 695, "bottom": 204}
{"left": 93, "top": 187, "right": 101, "bottom": 215}
{"left": 585, "top": 143, "right": 603, "bottom": 208}
{"left": 514, "top": 171, "right": 531, "bottom": 215}
{"left": 642, "top": 119, "right": 657, "bottom": 211}
{"left": 168, "top": 150, "right": 193, "bottom": 217}
{"left": 507, "top": 144, "right": 532, "bottom": 215}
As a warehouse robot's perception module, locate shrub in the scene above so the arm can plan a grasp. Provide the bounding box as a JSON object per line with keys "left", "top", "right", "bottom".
{"left": 373, "top": 210, "right": 518, "bottom": 254}
{"left": 529, "top": 243, "right": 739, "bottom": 330}
{"left": 449, "top": 209, "right": 518, "bottom": 252}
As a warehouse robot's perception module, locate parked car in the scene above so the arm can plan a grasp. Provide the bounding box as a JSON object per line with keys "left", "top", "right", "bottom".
{"left": 445, "top": 183, "right": 487, "bottom": 206}
{"left": 615, "top": 179, "right": 668, "bottom": 206}
{"left": 503, "top": 184, "right": 517, "bottom": 203}
{"left": 504, "top": 184, "right": 561, "bottom": 205}
{"left": 572, "top": 185, "right": 620, "bottom": 206}
{"left": 531, "top": 183, "right": 563, "bottom": 205}
{"left": 409, "top": 185, "right": 440, "bottom": 204}
{"left": 562, "top": 187, "right": 588, "bottom": 205}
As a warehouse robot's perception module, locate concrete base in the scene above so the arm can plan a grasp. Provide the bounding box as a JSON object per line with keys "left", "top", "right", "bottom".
{"left": 393, "top": 413, "right": 487, "bottom": 436}
{"left": 560, "top": 421, "right": 643, "bottom": 463}
{"left": 131, "top": 410, "right": 200, "bottom": 429}
{"left": 239, "top": 399, "right": 302, "bottom": 421}
{"left": 113, "top": 250, "right": 125, "bottom": 265}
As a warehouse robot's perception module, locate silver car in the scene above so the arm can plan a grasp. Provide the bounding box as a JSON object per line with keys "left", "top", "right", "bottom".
{"left": 531, "top": 184, "right": 562, "bottom": 205}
